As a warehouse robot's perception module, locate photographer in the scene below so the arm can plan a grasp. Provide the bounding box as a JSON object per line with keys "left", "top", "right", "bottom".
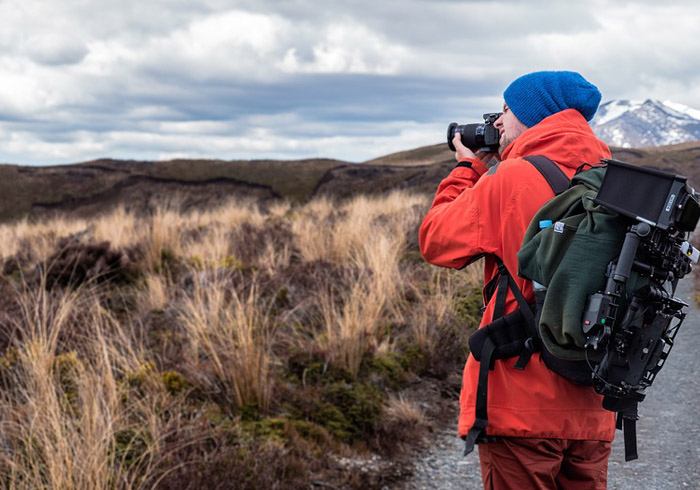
{"left": 419, "top": 71, "right": 615, "bottom": 490}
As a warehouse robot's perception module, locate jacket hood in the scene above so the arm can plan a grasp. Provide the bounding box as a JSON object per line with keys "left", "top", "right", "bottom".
{"left": 501, "top": 108, "right": 611, "bottom": 169}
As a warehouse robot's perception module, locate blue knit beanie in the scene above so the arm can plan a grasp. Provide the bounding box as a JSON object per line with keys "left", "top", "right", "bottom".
{"left": 503, "top": 71, "right": 601, "bottom": 127}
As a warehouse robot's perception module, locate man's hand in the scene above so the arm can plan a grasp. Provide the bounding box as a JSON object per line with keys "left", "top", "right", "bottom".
{"left": 475, "top": 150, "right": 500, "bottom": 168}
{"left": 452, "top": 133, "right": 476, "bottom": 162}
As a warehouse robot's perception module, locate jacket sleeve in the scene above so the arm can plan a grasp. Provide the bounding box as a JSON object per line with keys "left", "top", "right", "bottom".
{"left": 419, "top": 157, "right": 504, "bottom": 269}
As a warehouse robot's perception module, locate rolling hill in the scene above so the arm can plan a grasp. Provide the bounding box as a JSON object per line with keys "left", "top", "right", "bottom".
{"left": 1, "top": 141, "right": 699, "bottom": 223}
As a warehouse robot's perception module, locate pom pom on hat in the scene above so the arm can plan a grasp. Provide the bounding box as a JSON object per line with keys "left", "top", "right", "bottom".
{"left": 503, "top": 71, "right": 601, "bottom": 127}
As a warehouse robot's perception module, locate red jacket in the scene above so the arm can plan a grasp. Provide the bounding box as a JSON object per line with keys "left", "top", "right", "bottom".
{"left": 419, "top": 109, "right": 616, "bottom": 441}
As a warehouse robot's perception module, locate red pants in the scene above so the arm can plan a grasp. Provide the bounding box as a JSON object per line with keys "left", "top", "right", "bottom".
{"left": 478, "top": 437, "right": 611, "bottom": 490}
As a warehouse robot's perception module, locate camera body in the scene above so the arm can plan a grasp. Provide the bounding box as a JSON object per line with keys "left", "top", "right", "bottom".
{"left": 447, "top": 112, "right": 502, "bottom": 153}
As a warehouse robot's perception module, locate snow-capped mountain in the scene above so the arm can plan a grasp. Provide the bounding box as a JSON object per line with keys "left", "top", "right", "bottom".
{"left": 590, "top": 99, "right": 700, "bottom": 148}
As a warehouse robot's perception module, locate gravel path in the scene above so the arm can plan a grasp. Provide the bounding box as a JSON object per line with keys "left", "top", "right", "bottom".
{"left": 396, "top": 279, "right": 700, "bottom": 490}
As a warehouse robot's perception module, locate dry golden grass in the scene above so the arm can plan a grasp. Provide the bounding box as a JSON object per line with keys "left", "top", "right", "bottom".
{"left": 178, "top": 273, "right": 277, "bottom": 412}
{"left": 0, "top": 190, "right": 482, "bottom": 489}
{"left": 383, "top": 395, "right": 427, "bottom": 429}
{"left": 291, "top": 191, "right": 426, "bottom": 264}
{"left": 319, "top": 277, "right": 385, "bottom": 376}
{"left": 139, "top": 273, "right": 171, "bottom": 313}
{"left": 92, "top": 206, "right": 139, "bottom": 249}
{"left": 0, "top": 284, "right": 171, "bottom": 489}
{"left": 0, "top": 216, "right": 87, "bottom": 263}
{"left": 409, "top": 265, "right": 483, "bottom": 354}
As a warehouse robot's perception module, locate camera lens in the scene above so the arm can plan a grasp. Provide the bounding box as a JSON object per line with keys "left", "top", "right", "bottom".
{"left": 447, "top": 114, "right": 501, "bottom": 153}
{"left": 447, "top": 122, "right": 459, "bottom": 151}
{"left": 460, "top": 124, "right": 485, "bottom": 149}
{"left": 447, "top": 123, "right": 484, "bottom": 151}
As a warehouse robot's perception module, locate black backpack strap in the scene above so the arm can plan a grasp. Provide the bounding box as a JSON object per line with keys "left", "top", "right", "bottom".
{"left": 463, "top": 159, "right": 571, "bottom": 457}
{"left": 616, "top": 403, "right": 639, "bottom": 461}
{"left": 523, "top": 155, "right": 570, "bottom": 195}
{"left": 487, "top": 257, "right": 535, "bottom": 323}
{"left": 493, "top": 261, "right": 510, "bottom": 320}
{"left": 492, "top": 263, "right": 539, "bottom": 370}
{"left": 464, "top": 257, "right": 540, "bottom": 456}
{"left": 464, "top": 305, "right": 541, "bottom": 455}
{"left": 488, "top": 257, "right": 536, "bottom": 323}
{"left": 463, "top": 336, "right": 495, "bottom": 455}
{"left": 485, "top": 157, "right": 569, "bottom": 319}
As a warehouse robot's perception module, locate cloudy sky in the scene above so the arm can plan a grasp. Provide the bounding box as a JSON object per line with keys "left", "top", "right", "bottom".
{"left": 1, "top": 0, "right": 700, "bottom": 165}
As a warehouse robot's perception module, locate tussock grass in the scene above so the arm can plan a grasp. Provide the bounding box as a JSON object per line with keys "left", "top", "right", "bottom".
{"left": 93, "top": 206, "right": 138, "bottom": 249}
{"left": 178, "top": 274, "right": 276, "bottom": 412}
{"left": 408, "top": 266, "right": 482, "bottom": 355}
{"left": 0, "top": 190, "right": 483, "bottom": 489}
{"left": 319, "top": 276, "right": 386, "bottom": 376}
{"left": 139, "top": 273, "right": 171, "bottom": 313}
{"left": 0, "top": 285, "right": 169, "bottom": 489}
{"left": 0, "top": 217, "right": 88, "bottom": 263}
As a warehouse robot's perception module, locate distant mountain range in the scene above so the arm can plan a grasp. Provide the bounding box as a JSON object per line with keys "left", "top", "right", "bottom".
{"left": 591, "top": 99, "right": 700, "bottom": 148}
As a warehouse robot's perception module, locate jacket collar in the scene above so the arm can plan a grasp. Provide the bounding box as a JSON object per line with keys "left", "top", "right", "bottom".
{"left": 500, "top": 109, "right": 610, "bottom": 170}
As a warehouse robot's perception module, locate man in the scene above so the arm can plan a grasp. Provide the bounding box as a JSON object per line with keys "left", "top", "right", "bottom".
{"left": 419, "top": 71, "right": 616, "bottom": 489}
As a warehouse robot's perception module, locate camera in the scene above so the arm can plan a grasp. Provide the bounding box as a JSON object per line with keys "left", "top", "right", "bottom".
{"left": 447, "top": 112, "right": 502, "bottom": 153}
{"left": 580, "top": 159, "right": 700, "bottom": 410}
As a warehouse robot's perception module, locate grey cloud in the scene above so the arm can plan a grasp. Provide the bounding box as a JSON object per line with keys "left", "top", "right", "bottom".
{"left": 229, "top": 0, "right": 601, "bottom": 47}
{"left": 25, "top": 41, "right": 88, "bottom": 66}
{"left": 9, "top": 73, "right": 497, "bottom": 135}
{"left": 2, "top": 0, "right": 700, "bottom": 165}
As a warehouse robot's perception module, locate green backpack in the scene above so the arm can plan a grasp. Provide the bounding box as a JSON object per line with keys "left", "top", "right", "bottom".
{"left": 518, "top": 165, "right": 647, "bottom": 364}
{"left": 464, "top": 156, "right": 698, "bottom": 462}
